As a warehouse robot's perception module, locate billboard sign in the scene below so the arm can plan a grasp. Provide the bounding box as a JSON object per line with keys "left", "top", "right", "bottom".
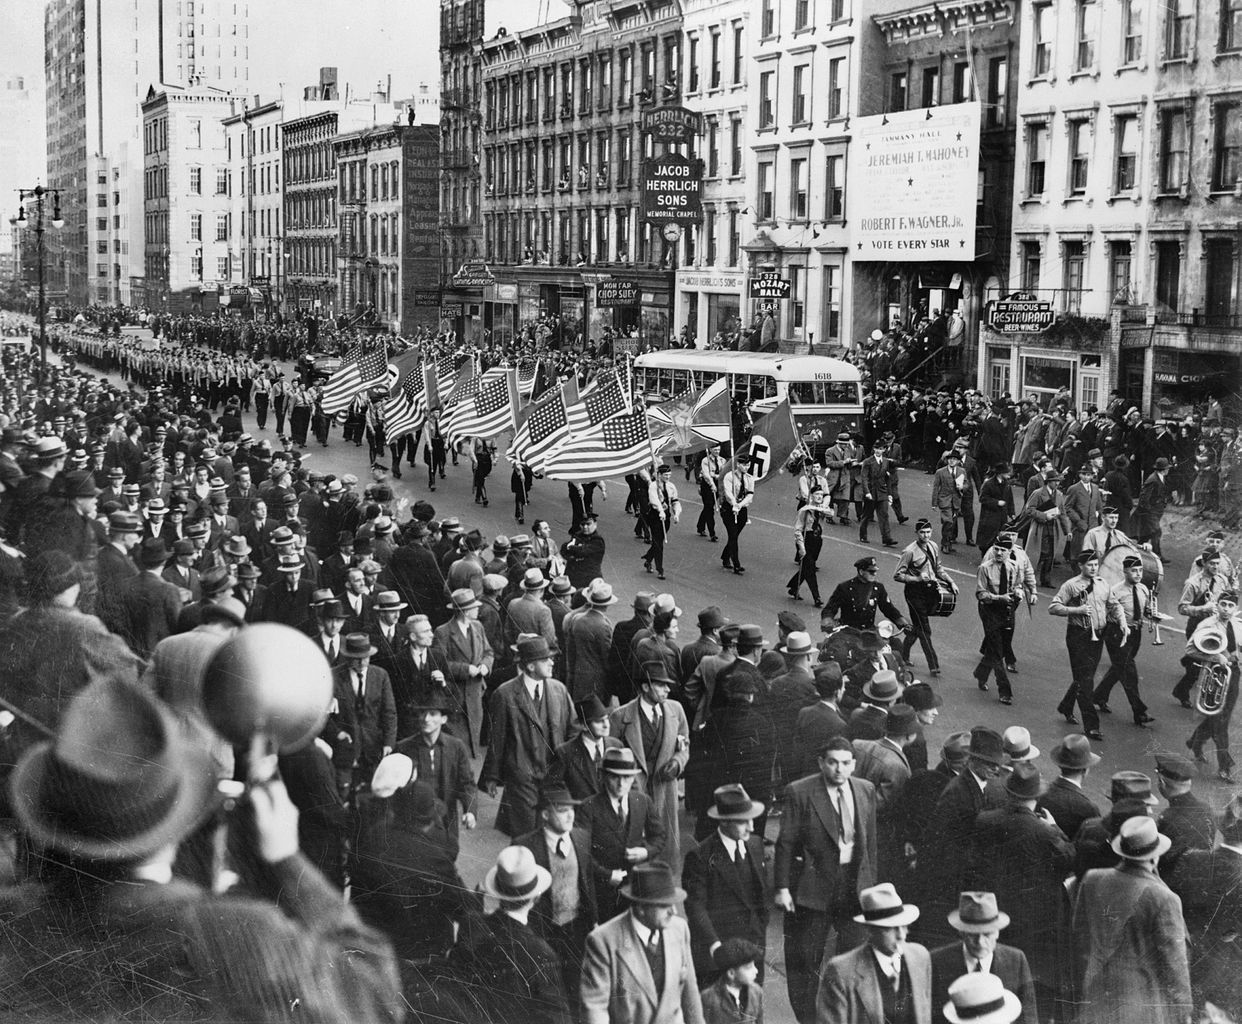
{"left": 453, "top": 260, "right": 495, "bottom": 287}
{"left": 641, "top": 156, "right": 702, "bottom": 224}
{"left": 987, "top": 292, "right": 1056, "bottom": 334}
{"left": 749, "top": 273, "right": 791, "bottom": 299}
{"left": 641, "top": 106, "right": 703, "bottom": 143}
{"left": 596, "top": 280, "right": 639, "bottom": 306}
{"left": 849, "top": 101, "right": 981, "bottom": 262}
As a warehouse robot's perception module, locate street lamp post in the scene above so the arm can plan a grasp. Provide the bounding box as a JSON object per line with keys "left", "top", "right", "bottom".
{"left": 15, "top": 185, "right": 64, "bottom": 385}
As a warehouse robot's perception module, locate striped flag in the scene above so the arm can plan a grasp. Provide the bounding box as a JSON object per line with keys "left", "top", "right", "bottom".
{"left": 438, "top": 360, "right": 477, "bottom": 411}
{"left": 382, "top": 351, "right": 427, "bottom": 442}
{"left": 319, "top": 343, "right": 389, "bottom": 416}
{"left": 567, "top": 374, "right": 628, "bottom": 433}
{"left": 426, "top": 355, "right": 462, "bottom": 411}
{"left": 516, "top": 358, "right": 541, "bottom": 400}
{"left": 507, "top": 376, "right": 580, "bottom": 472}
{"left": 442, "top": 367, "right": 517, "bottom": 443}
{"left": 542, "top": 405, "right": 654, "bottom": 482}
{"left": 647, "top": 378, "right": 732, "bottom": 455}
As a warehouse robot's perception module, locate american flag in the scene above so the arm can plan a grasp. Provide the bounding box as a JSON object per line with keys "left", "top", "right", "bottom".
{"left": 382, "top": 351, "right": 426, "bottom": 441}
{"left": 567, "top": 374, "right": 628, "bottom": 434}
{"left": 517, "top": 358, "right": 541, "bottom": 400}
{"left": 319, "top": 343, "right": 390, "bottom": 416}
{"left": 442, "top": 367, "right": 516, "bottom": 443}
{"left": 427, "top": 355, "right": 462, "bottom": 410}
{"left": 507, "top": 376, "right": 579, "bottom": 472}
{"left": 542, "top": 406, "right": 653, "bottom": 482}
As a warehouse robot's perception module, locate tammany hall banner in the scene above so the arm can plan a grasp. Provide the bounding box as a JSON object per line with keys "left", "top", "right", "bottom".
{"left": 850, "top": 101, "right": 981, "bottom": 262}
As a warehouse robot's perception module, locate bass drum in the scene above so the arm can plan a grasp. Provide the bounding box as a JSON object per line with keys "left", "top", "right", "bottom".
{"left": 1099, "top": 545, "right": 1164, "bottom": 593}
{"left": 930, "top": 583, "right": 957, "bottom": 617}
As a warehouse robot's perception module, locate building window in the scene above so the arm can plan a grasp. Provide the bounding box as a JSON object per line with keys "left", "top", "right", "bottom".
{"left": 1114, "top": 115, "right": 1138, "bottom": 192}
{"left": 709, "top": 29, "right": 721, "bottom": 89}
{"left": 1205, "top": 238, "right": 1237, "bottom": 321}
{"left": 617, "top": 129, "right": 632, "bottom": 184}
{"left": 1159, "top": 109, "right": 1188, "bottom": 191}
{"left": 191, "top": 251, "right": 203, "bottom": 278}
{"left": 831, "top": 0, "right": 847, "bottom": 19}
{"left": 190, "top": 213, "right": 202, "bottom": 240}
{"left": 189, "top": 166, "right": 202, "bottom": 194}
{"left": 921, "top": 67, "right": 939, "bottom": 108}
{"left": 952, "top": 62, "right": 972, "bottom": 102}
{"left": 707, "top": 120, "right": 719, "bottom": 176}
{"left": 794, "top": 0, "right": 810, "bottom": 30}
{"left": 792, "top": 65, "right": 809, "bottom": 124}
{"left": 1155, "top": 240, "right": 1181, "bottom": 312}
{"left": 759, "top": 71, "right": 775, "bottom": 128}
{"left": 615, "top": 208, "right": 630, "bottom": 260}
{"left": 1022, "top": 241, "right": 1042, "bottom": 290}
{"left": 1122, "top": 0, "right": 1143, "bottom": 62}
{"left": 822, "top": 265, "right": 841, "bottom": 342}
{"left": 704, "top": 207, "right": 717, "bottom": 264}
{"left": 825, "top": 154, "right": 845, "bottom": 219}
{"left": 889, "top": 72, "right": 907, "bottom": 112}
{"left": 216, "top": 255, "right": 229, "bottom": 279}
{"left": 687, "top": 36, "right": 699, "bottom": 92}
{"left": 1062, "top": 241, "right": 1086, "bottom": 313}
{"left": 216, "top": 213, "right": 228, "bottom": 240}
{"left": 189, "top": 119, "right": 202, "bottom": 148}
{"left": 789, "top": 156, "right": 808, "bottom": 218}
{"left": 730, "top": 116, "right": 742, "bottom": 174}
{"left": 216, "top": 167, "right": 228, "bottom": 194}
{"left": 732, "top": 23, "right": 744, "bottom": 83}
{"left": 728, "top": 208, "right": 740, "bottom": 265}
{"left": 761, "top": 0, "right": 776, "bottom": 37}
{"left": 1069, "top": 120, "right": 1090, "bottom": 194}
{"left": 1166, "top": 0, "right": 1193, "bottom": 57}
{"left": 828, "top": 57, "right": 845, "bottom": 118}
{"left": 1027, "top": 123, "right": 1048, "bottom": 195}
{"left": 619, "top": 48, "right": 632, "bottom": 102}
{"left": 986, "top": 57, "right": 1007, "bottom": 127}
{"left": 1033, "top": 4, "right": 1053, "bottom": 76}
{"left": 1224, "top": 0, "right": 1242, "bottom": 51}
{"left": 1212, "top": 102, "right": 1241, "bottom": 190}
{"left": 1075, "top": 0, "right": 1097, "bottom": 70}
{"left": 1109, "top": 240, "right": 1133, "bottom": 304}
{"left": 789, "top": 265, "right": 806, "bottom": 335}
{"left": 758, "top": 159, "right": 775, "bottom": 220}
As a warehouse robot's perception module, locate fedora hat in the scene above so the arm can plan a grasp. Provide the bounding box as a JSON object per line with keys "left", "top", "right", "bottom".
{"left": 520, "top": 568, "right": 549, "bottom": 592}
{"left": 10, "top": 676, "right": 218, "bottom": 862}
{"left": 342, "top": 633, "right": 377, "bottom": 659}
{"left": 853, "top": 882, "right": 920, "bottom": 927}
{"left": 1003, "top": 761, "right": 1046, "bottom": 800}
{"left": 1110, "top": 815, "right": 1172, "bottom": 861}
{"left": 317, "top": 599, "right": 346, "bottom": 621}
{"left": 171, "top": 539, "right": 196, "bottom": 557}
{"left": 707, "top": 783, "right": 765, "bottom": 821}
{"left": 1050, "top": 734, "right": 1101, "bottom": 770}
{"left": 409, "top": 690, "right": 453, "bottom": 713}
{"left": 513, "top": 635, "right": 555, "bottom": 663}
{"left": 65, "top": 470, "right": 100, "bottom": 498}
{"left": 483, "top": 845, "right": 552, "bottom": 903}
{"left": 447, "top": 588, "right": 481, "bottom": 612}
{"left": 583, "top": 579, "right": 618, "bottom": 606}
{"left": 373, "top": 590, "right": 407, "bottom": 612}
{"left": 697, "top": 605, "right": 726, "bottom": 630}
{"left": 548, "top": 575, "right": 575, "bottom": 597}
{"left": 145, "top": 498, "right": 167, "bottom": 514}
{"left": 309, "top": 588, "right": 336, "bottom": 607}
{"left": 856, "top": 630, "right": 888, "bottom": 653}
{"left": 863, "top": 670, "right": 901, "bottom": 703}
{"left": 222, "top": 536, "right": 251, "bottom": 558}
{"left": 184, "top": 519, "right": 211, "bottom": 539}
{"left": 1108, "top": 770, "right": 1158, "bottom": 806}
{"left": 736, "top": 624, "right": 766, "bottom": 648}
{"left": 235, "top": 562, "right": 260, "bottom": 580}
{"left": 944, "top": 973, "right": 1023, "bottom": 1024}
{"left": 537, "top": 786, "right": 583, "bottom": 809}
{"left": 779, "top": 631, "right": 815, "bottom": 656}
{"left": 32, "top": 437, "right": 68, "bottom": 461}
{"left": 199, "top": 566, "right": 234, "bottom": 597}
{"left": 1001, "top": 726, "right": 1039, "bottom": 763}
{"left": 136, "top": 537, "right": 171, "bottom": 568}
{"left": 482, "top": 573, "right": 508, "bottom": 594}
{"left": 602, "top": 747, "right": 643, "bottom": 775}
{"left": 108, "top": 510, "right": 142, "bottom": 534}
{"left": 947, "top": 891, "right": 1011, "bottom": 934}
{"left": 24, "top": 551, "right": 83, "bottom": 603}
{"left": 576, "top": 695, "right": 609, "bottom": 723}
{"left": 619, "top": 863, "right": 687, "bottom": 905}
{"left": 885, "top": 704, "right": 918, "bottom": 739}
{"left": 968, "top": 726, "right": 1006, "bottom": 765}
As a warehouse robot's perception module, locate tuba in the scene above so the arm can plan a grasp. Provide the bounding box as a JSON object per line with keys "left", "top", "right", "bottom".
{"left": 1190, "top": 626, "right": 1231, "bottom": 716}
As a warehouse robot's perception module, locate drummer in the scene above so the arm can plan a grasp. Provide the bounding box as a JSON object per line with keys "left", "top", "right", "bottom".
{"left": 892, "top": 519, "right": 958, "bottom": 678}
{"left": 1080, "top": 506, "right": 1153, "bottom": 561}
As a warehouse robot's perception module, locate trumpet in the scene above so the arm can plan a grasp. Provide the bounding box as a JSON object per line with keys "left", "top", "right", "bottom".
{"left": 1189, "top": 627, "right": 1232, "bottom": 716}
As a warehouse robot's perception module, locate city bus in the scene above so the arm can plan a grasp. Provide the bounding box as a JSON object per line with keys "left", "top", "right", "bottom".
{"left": 632, "top": 350, "right": 864, "bottom": 454}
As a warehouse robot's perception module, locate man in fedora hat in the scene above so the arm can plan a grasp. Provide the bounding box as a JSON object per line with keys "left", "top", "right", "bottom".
{"left": 1072, "top": 816, "right": 1191, "bottom": 1024}
{"left": 776, "top": 735, "right": 880, "bottom": 1024}
{"left": 817, "top": 881, "right": 933, "bottom": 1024}
{"left": 581, "top": 862, "right": 705, "bottom": 1024}
{"left": 95, "top": 510, "right": 142, "bottom": 636}
{"left": 1037, "top": 734, "right": 1102, "bottom": 842}
{"left": 482, "top": 634, "right": 573, "bottom": 837}
{"left": 117, "top": 536, "right": 183, "bottom": 658}
{"left": 388, "top": 613, "right": 454, "bottom": 741}
{"left": 1020, "top": 467, "right": 1067, "bottom": 588}
{"left": 1134, "top": 455, "right": 1171, "bottom": 559}
{"left": 794, "top": 661, "right": 850, "bottom": 778}
{"left": 854, "top": 703, "right": 919, "bottom": 876}
{"left": 333, "top": 633, "right": 397, "bottom": 786}
{"left": 683, "top": 784, "right": 770, "bottom": 985}
{"left": 563, "top": 578, "right": 617, "bottom": 703}
{"left": 1153, "top": 751, "right": 1216, "bottom": 861}
{"left": 162, "top": 537, "right": 202, "bottom": 602}
{"left": 434, "top": 587, "right": 494, "bottom": 755}
{"left": 0, "top": 676, "right": 402, "bottom": 1021}
{"left": 305, "top": 593, "right": 349, "bottom": 665}
{"left": 548, "top": 695, "right": 623, "bottom": 800}
{"left": 339, "top": 566, "right": 373, "bottom": 635}
{"left": 367, "top": 589, "right": 409, "bottom": 675}
{"left": 578, "top": 746, "right": 667, "bottom": 921}
{"left": 849, "top": 669, "right": 902, "bottom": 742}
{"left": 930, "top": 893, "right": 1038, "bottom": 1024}
{"left": 766, "top": 630, "right": 820, "bottom": 786}
{"left": 395, "top": 689, "right": 477, "bottom": 851}
{"left": 9, "top": 434, "right": 67, "bottom": 543}
{"left": 515, "top": 786, "right": 599, "bottom": 1004}
{"left": 968, "top": 762, "right": 1074, "bottom": 1021}
{"left": 258, "top": 551, "right": 315, "bottom": 628}
{"left": 505, "top": 567, "right": 558, "bottom": 650}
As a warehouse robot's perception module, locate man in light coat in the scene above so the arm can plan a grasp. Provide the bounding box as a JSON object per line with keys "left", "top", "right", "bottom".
{"left": 563, "top": 578, "right": 616, "bottom": 702}
{"left": 433, "top": 587, "right": 494, "bottom": 754}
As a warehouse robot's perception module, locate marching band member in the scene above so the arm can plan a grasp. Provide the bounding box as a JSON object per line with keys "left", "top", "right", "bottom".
{"left": 893, "top": 519, "right": 957, "bottom": 678}
{"left": 1080, "top": 505, "right": 1152, "bottom": 561}
{"left": 642, "top": 464, "right": 680, "bottom": 581}
{"left": 973, "top": 534, "right": 1028, "bottom": 705}
{"left": 1185, "top": 589, "right": 1241, "bottom": 783}
{"left": 1093, "top": 555, "right": 1157, "bottom": 727}
{"left": 1173, "top": 549, "right": 1233, "bottom": 708}
{"left": 789, "top": 485, "right": 831, "bottom": 606}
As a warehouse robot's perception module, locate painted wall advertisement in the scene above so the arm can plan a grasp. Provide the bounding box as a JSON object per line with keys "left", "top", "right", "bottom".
{"left": 849, "top": 101, "right": 981, "bottom": 262}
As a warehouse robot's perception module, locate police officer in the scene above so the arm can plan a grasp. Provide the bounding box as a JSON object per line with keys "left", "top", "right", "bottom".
{"left": 824, "top": 556, "right": 908, "bottom": 632}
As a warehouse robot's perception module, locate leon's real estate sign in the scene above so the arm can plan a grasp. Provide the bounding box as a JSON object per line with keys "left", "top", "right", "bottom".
{"left": 849, "top": 102, "right": 981, "bottom": 261}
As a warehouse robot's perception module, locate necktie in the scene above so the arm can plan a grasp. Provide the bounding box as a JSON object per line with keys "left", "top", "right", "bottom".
{"left": 999, "top": 562, "right": 1009, "bottom": 595}
{"left": 890, "top": 956, "right": 901, "bottom": 991}
{"left": 533, "top": 683, "right": 542, "bottom": 704}
{"left": 835, "top": 788, "right": 853, "bottom": 845}
{"left": 1133, "top": 586, "right": 1141, "bottom": 627}
{"left": 735, "top": 839, "right": 745, "bottom": 863}
{"left": 973, "top": 959, "right": 983, "bottom": 973}
{"left": 1107, "top": 531, "right": 1116, "bottom": 549}
{"left": 593, "top": 742, "right": 603, "bottom": 770}
{"left": 557, "top": 837, "right": 568, "bottom": 859}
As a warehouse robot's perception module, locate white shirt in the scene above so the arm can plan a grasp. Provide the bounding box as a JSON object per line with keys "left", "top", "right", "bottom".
{"left": 524, "top": 675, "right": 543, "bottom": 702}
{"left": 829, "top": 782, "right": 855, "bottom": 864}
{"left": 581, "top": 735, "right": 604, "bottom": 762}
{"left": 872, "top": 947, "right": 903, "bottom": 984}
{"left": 640, "top": 699, "right": 663, "bottom": 725}
{"left": 717, "top": 830, "right": 747, "bottom": 863}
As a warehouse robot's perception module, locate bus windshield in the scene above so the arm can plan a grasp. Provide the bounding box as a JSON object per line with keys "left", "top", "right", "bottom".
{"left": 788, "top": 380, "right": 861, "bottom": 406}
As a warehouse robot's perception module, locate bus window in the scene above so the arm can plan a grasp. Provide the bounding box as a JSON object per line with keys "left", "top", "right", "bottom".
{"left": 671, "top": 369, "right": 689, "bottom": 394}
{"left": 789, "top": 381, "right": 861, "bottom": 405}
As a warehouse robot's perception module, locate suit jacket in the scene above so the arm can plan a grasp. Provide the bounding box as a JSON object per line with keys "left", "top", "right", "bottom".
{"left": 682, "top": 831, "right": 769, "bottom": 980}
{"left": 580, "top": 912, "right": 705, "bottom": 1024}
{"left": 547, "top": 734, "right": 623, "bottom": 801}
{"left": 161, "top": 561, "right": 201, "bottom": 602}
{"left": 851, "top": 738, "right": 911, "bottom": 815}
{"left": 119, "top": 571, "right": 184, "bottom": 659}
{"left": 930, "top": 942, "right": 1037, "bottom": 1024}
{"left": 206, "top": 513, "right": 240, "bottom": 551}
{"left": 861, "top": 456, "right": 895, "bottom": 500}
{"left": 469, "top": 910, "right": 572, "bottom": 1024}
{"left": 96, "top": 543, "right": 138, "bottom": 635}
{"left": 608, "top": 614, "right": 651, "bottom": 703}
{"left": 330, "top": 663, "right": 397, "bottom": 766}
{"left": 1063, "top": 480, "right": 1104, "bottom": 534}
{"left": 774, "top": 775, "right": 878, "bottom": 912}
{"left": 516, "top": 826, "right": 599, "bottom": 940}
{"left": 764, "top": 667, "right": 818, "bottom": 782}
{"left": 320, "top": 552, "right": 352, "bottom": 597}
{"left": 611, "top": 698, "right": 690, "bottom": 867}
{"left": 564, "top": 607, "right": 614, "bottom": 702}
{"left": 396, "top": 730, "right": 477, "bottom": 822}
{"left": 930, "top": 466, "right": 963, "bottom": 513}
{"left": 383, "top": 543, "right": 447, "bottom": 624}
{"left": 923, "top": 770, "right": 989, "bottom": 899}
{"left": 338, "top": 590, "right": 373, "bottom": 635}
{"left": 1038, "top": 777, "right": 1100, "bottom": 844}
{"left": 259, "top": 579, "right": 315, "bottom": 628}
{"left": 578, "top": 788, "right": 667, "bottom": 919}
{"left": 433, "top": 618, "right": 495, "bottom": 697}
{"left": 479, "top": 676, "right": 573, "bottom": 788}
{"left": 505, "top": 594, "right": 557, "bottom": 648}
{"left": 679, "top": 635, "right": 722, "bottom": 681}
{"left": 794, "top": 702, "right": 850, "bottom": 778}
{"left": 817, "top": 941, "right": 932, "bottom": 1024}
{"left": 699, "top": 978, "right": 762, "bottom": 1024}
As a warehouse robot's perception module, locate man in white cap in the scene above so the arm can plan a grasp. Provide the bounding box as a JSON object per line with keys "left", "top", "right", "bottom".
{"left": 817, "top": 881, "right": 932, "bottom": 1023}
{"left": 930, "top": 892, "right": 1037, "bottom": 1024}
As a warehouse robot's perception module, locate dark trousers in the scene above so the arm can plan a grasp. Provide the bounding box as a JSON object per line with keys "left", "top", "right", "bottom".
{"left": 1173, "top": 617, "right": 1207, "bottom": 703}
{"left": 273, "top": 397, "right": 287, "bottom": 435}
{"left": 1058, "top": 628, "right": 1103, "bottom": 732}
{"left": 720, "top": 506, "right": 747, "bottom": 569}
{"left": 289, "top": 406, "right": 311, "bottom": 446}
{"left": 961, "top": 498, "right": 975, "bottom": 543}
{"left": 788, "top": 532, "right": 823, "bottom": 603}
{"left": 388, "top": 438, "right": 407, "bottom": 477}
{"left": 784, "top": 898, "right": 861, "bottom": 1024}
{"left": 900, "top": 586, "right": 940, "bottom": 671}
{"left": 832, "top": 498, "right": 859, "bottom": 523}
{"left": 366, "top": 426, "right": 386, "bottom": 466}
{"left": 1189, "top": 668, "right": 1239, "bottom": 771}
{"left": 643, "top": 510, "right": 667, "bottom": 573}
{"left": 1095, "top": 625, "right": 1148, "bottom": 719}
{"left": 975, "top": 601, "right": 1016, "bottom": 698}
{"left": 255, "top": 392, "right": 269, "bottom": 429}
{"left": 696, "top": 483, "right": 717, "bottom": 538}
{"left": 859, "top": 497, "right": 893, "bottom": 543}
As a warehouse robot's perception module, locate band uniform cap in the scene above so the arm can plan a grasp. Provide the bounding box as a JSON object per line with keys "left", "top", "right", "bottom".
{"left": 947, "top": 891, "right": 1011, "bottom": 934}
{"left": 549, "top": 575, "right": 575, "bottom": 597}
{"left": 108, "top": 511, "right": 142, "bottom": 534}
{"left": 583, "top": 579, "right": 618, "bottom": 606}
{"left": 707, "top": 783, "right": 765, "bottom": 821}
{"left": 656, "top": 463, "right": 672, "bottom": 475}
{"left": 1002, "top": 726, "right": 1039, "bottom": 763}
{"left": 779, "top": 631, "right": 816, "bottom": 656}
{"left": 1110, "top": 816, "right": 1172, "bottom": 861}
{"left": 576, "top": 695, "right": 609, "bottom": 723}
{"left": 736, "top": 624, "right": 767, "bottom": 648}
{"left": 853, "top": 883, "right": 920, "bottom": 927}
{"left": 903, "top": 682, "right": 943, "bottom": 711}
{"left": 373, "top": 591, "right": 407, "bottom": 612}
{"left": 602, "top": 747, "right": 643, "bottom": 775}
{"left": 968, "top": 726, "right": 1006, "bottom": 765}
{"left": 1207, "top": 529, "right": 1226, "bottom": 540}
{"left": 521, "top": 568, "right": 549, "bottom": 591}
{"left": 855, "top": 556, "right": 879, "bottom": 571}
{"left": 513, "top": 635, "right": 555, "bottom": 663}
{"left": 714, "top": 937, "right": 763, "bottom": 972}
{"left": 1109, "top": 770, "right": 1159, "bottom": 805}
{"left": 697, "top": 605, "right": 726, "bottom": 630}
{"left": 1119, "top": 555, "right": 1144, "bottom": 570}
{"left": 777, "top": 609, "right": 807, "bottom": 634}
{"left": 447, "top": 588, "right": 482, "bottom": 612}
{"left": 632, "top": 591, "right": 656, "bottom": 611}
{"left": 1050, "top": 734, "right": 1102, "bottom": 769}
{"left": 1154, "top": 752, "right": 1196, "bottom": 782}
{"left": 944, "top": 973, "right": 1023, "bottom": 1024}
{"left": 619, "top": 863, "right": 686, "bottom": 905}
{"left": 342, "top": 633, "right": 377, "bottom": 659}
{"left": 1004, "top": 761, "right": 1046, "bottom": 800}
{"left": 10, "top": 676, "right": 218, "bottom": 863}
{"left": 863, "top": 670, "right": 901, "bottom": 703}
{"left": 1102, "top": 505, "right": 1120, "bottom": 515}
{"left": 915, "top": 518, "right": 934, "bottom": 531}
{"left": 1075, "top": 549, "right": 1100, "bottom": 565}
